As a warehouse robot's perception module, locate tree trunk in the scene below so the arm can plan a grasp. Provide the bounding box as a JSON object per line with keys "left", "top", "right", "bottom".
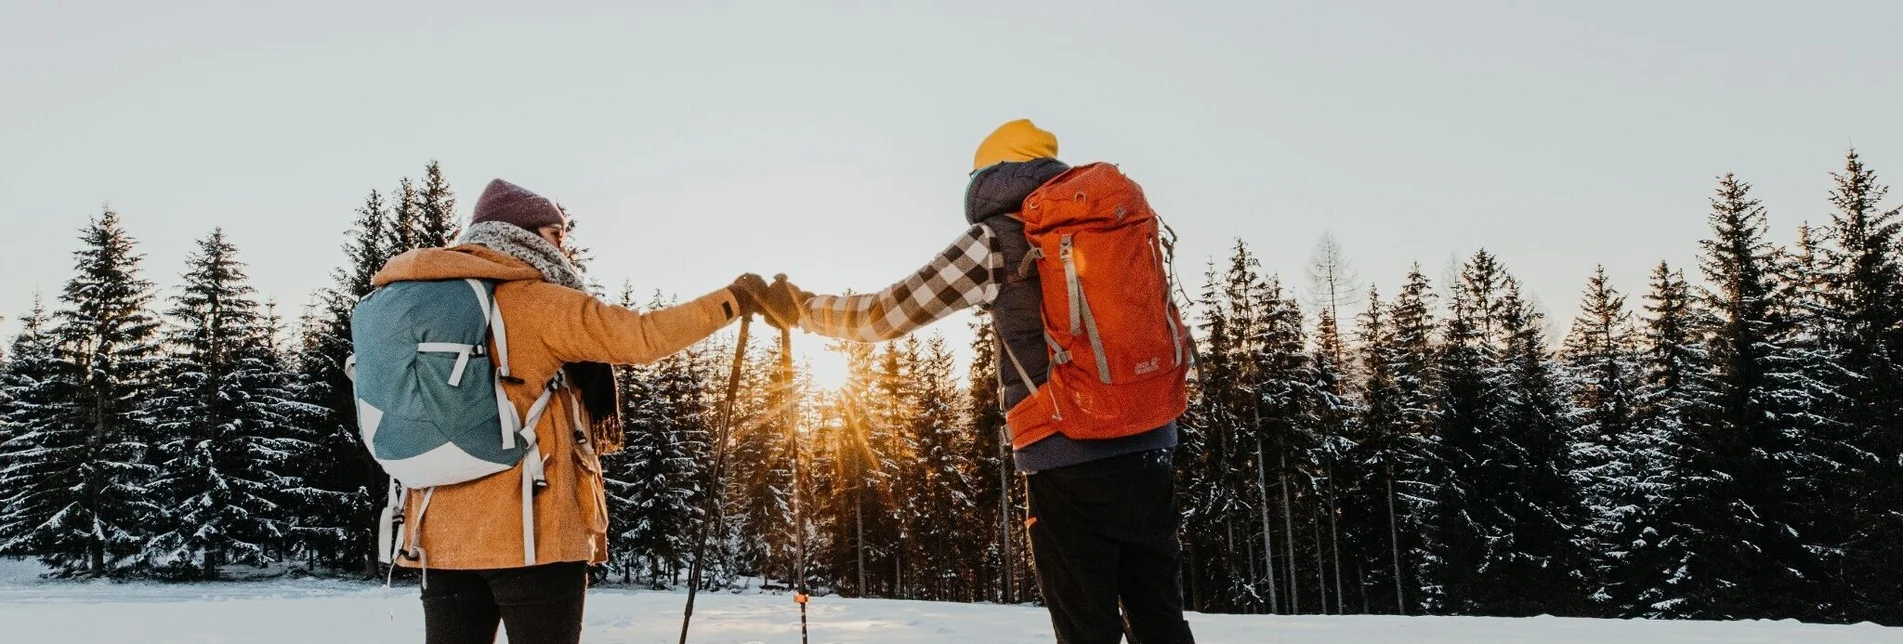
{"left": 364, "top": 470, "right": 385, "bottom": 579}
{"left": 855, "top": 485, "right": 866, "bottom": 597}
{"left": 1386, "top": 464, "right": 1406, "bottom": 615}
{"left": 89, "top": 402, "right": 108, "bottom": 580}
{"left": 1244, "top": 518, "right": 1258, "bottom": 607}
{"left": 1000, "top": 430, "right": 1014, "bottom": 604}
{"left": 1255, "top": 436, "right": 1281, "bottom": 613}
{"left": 1281, "top": 449, "right": 1298, "bottom": 614}
{"left": 1358, "top": 562, "right": 1369, "bottom": 614}
{"left": 1314, "top": 512, "right": 1326, "bottom": 614}
{"left": 1187, "top": 540, "right": 1201, "bottom": 612}
{"left": 1328, "top": 465, "right": 1343, "bottom": 614}
{"left": 1224, "top": 519, "right": 1238, "bottom": 611}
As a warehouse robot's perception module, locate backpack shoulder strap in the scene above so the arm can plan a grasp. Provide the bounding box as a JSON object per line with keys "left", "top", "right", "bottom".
{"left": 464, "top": 279, "right": 519, "bottom": 381}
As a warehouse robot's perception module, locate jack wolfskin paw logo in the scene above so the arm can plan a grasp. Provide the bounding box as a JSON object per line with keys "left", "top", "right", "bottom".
{"left": 1134, "top": 357, "right": 1161, "bottom": 375}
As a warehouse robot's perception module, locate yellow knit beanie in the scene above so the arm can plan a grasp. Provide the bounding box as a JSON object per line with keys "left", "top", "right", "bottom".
{"left": 973, "top": 119, "right": 1059, "bottom": 171}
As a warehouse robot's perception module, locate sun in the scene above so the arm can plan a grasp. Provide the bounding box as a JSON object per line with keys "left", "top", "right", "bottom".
{"left": 794, "top": 333, "right": 852, "bottom": 392}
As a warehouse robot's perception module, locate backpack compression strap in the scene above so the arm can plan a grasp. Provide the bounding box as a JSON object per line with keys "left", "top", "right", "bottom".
{"left": 1058, "top": 235, "right": 1112, "bottom": 384}
{"left": 416, "top": 342, "right": 482, "bottom": 387}
{"left": 515, "top": 372, "right": 561, "bottom": 566}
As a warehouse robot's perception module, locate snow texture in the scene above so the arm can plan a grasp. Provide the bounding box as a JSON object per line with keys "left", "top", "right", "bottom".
{"left": 0, "top": 560, "right": 1896, "bottom": 644}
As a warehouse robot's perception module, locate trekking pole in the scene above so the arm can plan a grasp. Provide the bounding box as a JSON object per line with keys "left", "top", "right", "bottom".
{"left": 779, "top": 325, "right": 811, "bottom": 644}
{"left": 678, "top": 315, "right": 753, "bottom": 644}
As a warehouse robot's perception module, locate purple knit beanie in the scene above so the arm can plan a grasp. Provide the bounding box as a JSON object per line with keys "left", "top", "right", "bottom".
{"left": 471, "top": 179, "right": 566, "bottom": 230}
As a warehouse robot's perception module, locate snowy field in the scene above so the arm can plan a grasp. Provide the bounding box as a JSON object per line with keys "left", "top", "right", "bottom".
{"left": 0, "top": 561, "right": 1897, "bottom": 643}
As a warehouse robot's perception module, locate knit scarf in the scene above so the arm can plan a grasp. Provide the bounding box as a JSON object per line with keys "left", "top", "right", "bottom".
{"left": 457, "top": 221, "right": 586, "bottom": 290}
{"left": 456, "top": 221, "right": 624, "bottom": 454}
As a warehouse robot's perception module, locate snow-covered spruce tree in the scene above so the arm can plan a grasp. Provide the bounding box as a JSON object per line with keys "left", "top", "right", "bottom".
{"left": 677, "top": 332, "right": 744, "bottom": 592}
{"left": 1559, "top": 267, "right": 1646, "bottom": 616}
{"left": 907, "top": 334, "right": 975, "bottom": 601}
{"left": 1178, "top": 259, "right": 1245, "bottom": 612}
{"left": 883, "top": 337, "right": 932, "bottom": 599}
{"left": 339, "top": 190, "right": 392, "bottom": 299}
{"left": 145, "top": 230, "right": 313, "bottom": 578}
{"left": 820, "top": 338, "right": 898, "bottom": 598}
{"left": 1660, "top": 174, "right": 1821, "bottom": 620}
{"left": 291, "top": 190, "right": 399, "bottom": 575}
{"left": 413, "top": 160, "right": 460, "bottom": 249}
{"left": 1386, "top": 265, "right": 1439, "bottom": 615}
{"left": 1199, "top": 242, "right": 1280, "bottom": 613}
{"left": 815, "top": 336, "right": 884, "bottom": 598}
{"left": 1425, "top": 251, "right": 1587, "bottom": 616}
{"left": 18, "top": 210, "right": 164, "bottom": 578}
{"left": 1810, "top": 150, "right": 1903, "bottom": 624}
{"left": 0, "top": 299, "right": 86, "bottom": 561}
{"left": 727, "top": 335, "right": 796, "bottom": 587}
{"left": 0, "top": 312, "right": 14, "bottom": 502}
{"left": 1250, "top": 276, "right": 1326, "bottom": 614}
{"left": 1342, "top": 286, "right": 1407, "bottom": 614}
{"left": 962, "top": 313, "right": 1015, "bottom": 604}
{"left": 1304, "top": 235, "right": 1359, "bottom": 615}
{"left": 1421, "top": 251, "right": 1507, "bottom": 615}
{"left": 0, "top": 305, "right": 19, "bottom": 493}
{"left": 1778, "top": 223, "right": 1853, "bottom": 620}
{"left": 604, "top": 347, "right": 650, "bottom": 584}
{"left": 1194, "top": 251, "right": 1248, "bottom": 610}
{"left": 603, "top": 286, "right": 653, "bottom": 584}
{"left": 1629, "top": 261, "right": 1711, "bottom": 619}
{"left": 1489, "top": 276, "right": 1590, "bottom": 617}
{"left": 604, "top": 290, "right": 709, "bottom": 588}
{"left": 874, "top": 339, "right": 916, "bottom": 597}
{"left": 1308, "top": 306, "right": 1353, "bottom": 615}
{"left": 390, "top": 177, "right": 421, "bottom": 254}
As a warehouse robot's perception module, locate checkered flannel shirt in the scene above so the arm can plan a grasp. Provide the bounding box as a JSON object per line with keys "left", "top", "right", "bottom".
{"left": 801, "top": 225, "right": 1003, "bottom": 342}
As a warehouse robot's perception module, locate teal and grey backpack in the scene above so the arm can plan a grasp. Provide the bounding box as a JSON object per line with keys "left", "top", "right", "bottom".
{"left": 349, "top": 277, "right": 562, "bottom": 567}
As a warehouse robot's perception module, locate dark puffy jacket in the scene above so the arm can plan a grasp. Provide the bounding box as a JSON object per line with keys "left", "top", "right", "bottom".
{"left": 966, "top": 158, "right": 1069, "bottom": 409}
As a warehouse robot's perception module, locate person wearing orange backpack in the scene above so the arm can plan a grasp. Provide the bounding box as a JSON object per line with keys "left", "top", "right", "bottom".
{"left": 791, "top": 119, "right": 1197, "bottom": 644}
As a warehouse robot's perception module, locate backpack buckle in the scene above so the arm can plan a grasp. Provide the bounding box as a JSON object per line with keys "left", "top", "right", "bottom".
{"left": 1018, "top": 248, "right": 1044, "bottom": 278}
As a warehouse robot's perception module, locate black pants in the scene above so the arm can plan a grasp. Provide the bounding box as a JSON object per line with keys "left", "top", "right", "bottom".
{"left": 1028, "top": 448, "right": 1196, "bottom": 644}
{"left": 420, "top": 561, "right": 588, "bottom": 644}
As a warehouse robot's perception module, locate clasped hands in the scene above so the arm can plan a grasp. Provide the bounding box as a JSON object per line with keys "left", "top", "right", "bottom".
{"left": 728, "top": 273, "right": 811, "bottom": 330}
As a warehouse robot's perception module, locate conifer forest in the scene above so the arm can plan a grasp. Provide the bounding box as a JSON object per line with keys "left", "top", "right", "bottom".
{"left": 5, "top": 154, "right": 1902, "bottom": 626}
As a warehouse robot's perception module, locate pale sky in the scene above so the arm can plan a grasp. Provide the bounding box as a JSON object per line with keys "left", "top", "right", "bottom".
{"left": 5, "top": 1, "right": 1901, "bottom": 387}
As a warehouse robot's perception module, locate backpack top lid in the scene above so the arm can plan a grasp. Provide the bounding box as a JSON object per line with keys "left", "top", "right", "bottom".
{"left": 1021, "top": 163, "right": 1153, "bottom": 234}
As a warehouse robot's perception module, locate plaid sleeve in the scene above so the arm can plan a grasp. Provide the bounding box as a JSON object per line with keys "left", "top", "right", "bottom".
{"left": 801, "top": 225, "right": 1003, "bottom": 342}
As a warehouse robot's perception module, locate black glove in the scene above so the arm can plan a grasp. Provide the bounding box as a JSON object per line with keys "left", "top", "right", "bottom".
{"left": 728, "top": 273, "right": 804, "bottom": 330}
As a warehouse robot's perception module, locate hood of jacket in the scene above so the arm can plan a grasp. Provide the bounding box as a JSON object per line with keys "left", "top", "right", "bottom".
{"left": 965, "top": 157, "right": 1071, "bottom": 224}
{"left": 372, "top": 244, "right": 544, "bottom": 287}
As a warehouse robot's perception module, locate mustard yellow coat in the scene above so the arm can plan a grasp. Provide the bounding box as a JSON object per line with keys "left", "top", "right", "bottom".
{"left": 373, "top": 244, "right": 738, "bottom": 570}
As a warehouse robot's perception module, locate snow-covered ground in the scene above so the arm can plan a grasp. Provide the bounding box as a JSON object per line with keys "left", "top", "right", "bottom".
{"left": 0, "top": 560, "right": 1896, "bottom": 643}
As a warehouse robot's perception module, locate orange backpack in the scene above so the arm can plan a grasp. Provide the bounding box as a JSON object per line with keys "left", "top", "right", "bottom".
{"left": 1001, "top": 163, "right": 1191, "bottom": 449}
